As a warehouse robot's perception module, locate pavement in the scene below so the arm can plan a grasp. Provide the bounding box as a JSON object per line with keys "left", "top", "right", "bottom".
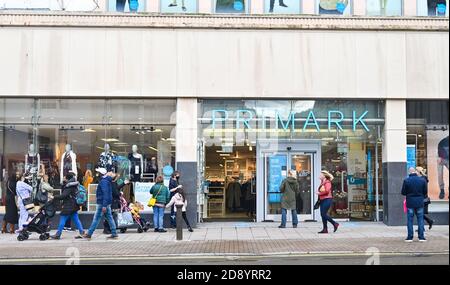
{"left": 0, "top": 222, "right": 448, "bottom": 264}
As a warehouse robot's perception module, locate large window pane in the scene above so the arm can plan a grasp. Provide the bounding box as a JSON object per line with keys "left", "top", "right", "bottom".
{"left": 318, "top": 0, "right": 352, "bottom": 15}
{"left": 264, "top": 0, "right": 301, "bottom": 14}
{"left": 417, "top": 0, "right": 448, "bottom": 16}
{"left": 366, "top": 0, "right": 403, "bottom": 16}
{"left": 161, "top": 0, "right": 198, "bottom": 13}
{"left": 108, "top": 0, "right": 145, "bottom": 12}
{"left": 215, "top": 0, "right": 248, "bottom": 13}
{"left": 0, "top": 0, "right": 101, "bottom": 11}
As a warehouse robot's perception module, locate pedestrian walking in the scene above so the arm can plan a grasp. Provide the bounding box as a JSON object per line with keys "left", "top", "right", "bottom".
{"left": 166, "top": 186, "right": 193, "bottom": 232}
{"left": 168, "top": 171, "right": 181, "bottom": 228}
{"left": 50, "top": 172, "right": 85, "bottom": 240}
{"left": 401, "top": 167, "right": 428, "bottom": 242}
{"left": 103, "top": 174, "right": 129, "bottom": 235}
{"left": 83, "top": 168, "right": 118, "bottom": 239}
{"left": 150, "top": 176, "right": 170, "bottom": 233}
{"left": 317, "top": 170, "right": 339, "bottom": 234}
{"left": 416, "top": 167, "right": 434, "bottom": 230}
{"left": 279, "top": 170, "right": 300, "bottom": 228}
{"left": 16, "top": 174, "right": 33, "bottom": 233}
{"left": 1, "top": 173, "right": 19, "bottom": 234}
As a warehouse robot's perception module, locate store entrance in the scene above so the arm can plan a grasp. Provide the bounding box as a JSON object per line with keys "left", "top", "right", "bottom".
{"left": 204, "top": 146, "right": 256, "bottom": 221}
{"left": 257, "top": 140, "right": 321, "bottom": 222}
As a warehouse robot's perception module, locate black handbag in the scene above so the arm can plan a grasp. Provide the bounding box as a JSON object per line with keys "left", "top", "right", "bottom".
{"left": 34, "top": 189, "right": 48, "bottom": 204}
{"left": 424, "top": 197, "right": 431, "bottom": 205}
{"left": 313, "top": 198, "right": 321, "bottom": 210}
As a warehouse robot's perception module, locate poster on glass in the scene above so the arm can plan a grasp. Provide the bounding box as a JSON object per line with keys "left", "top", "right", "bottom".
{"left": 161, "top": 0, "right": 198, "bottom": 13}
{"left": 108, "top": 0, "right": 144, "bottom": 12}
{"left": 417, "top": 0, "right": 447, "bottom": 16}
{"left": 317, "top": 0, "right": 351, "bottom": 15}
{"left": 366, "top": 0, "right": 402, "bottom": 16}
{"left": 264, "top": 0, "right": 301, "bottom": 14}
{"left": 215, "top": 0, "right": 247, "bottom": 13}
{"left": 426, "top": 129, "right": 449, "bottom": 201}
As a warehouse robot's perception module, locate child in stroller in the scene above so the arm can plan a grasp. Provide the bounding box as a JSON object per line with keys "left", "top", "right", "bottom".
{"left": 118, "top": 194, "right": 151, "bottom": 233}
{"left": 17, "top": 199, "right": 56, "bottom": 241}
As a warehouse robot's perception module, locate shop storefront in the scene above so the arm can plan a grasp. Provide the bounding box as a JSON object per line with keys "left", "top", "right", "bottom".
{"left": 406, "top": 100, "right": 449, "bottom": 212}
{"left": 197, "top": 100, "right": 384, "bottom": 223}
{"left": 0, "top": 98, "right": 177, "bottom": 212}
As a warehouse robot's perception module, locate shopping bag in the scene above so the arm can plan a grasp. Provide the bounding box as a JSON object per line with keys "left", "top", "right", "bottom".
{"left": 117, "top": 212, "right": 134, "bottom": 228}
{"left": 403, "top": 199, "right": 407, "bottom": 214}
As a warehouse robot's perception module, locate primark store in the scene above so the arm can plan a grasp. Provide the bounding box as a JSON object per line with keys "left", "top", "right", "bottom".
{"left": 0, "top": 0, "right": 448, "bottom": 227}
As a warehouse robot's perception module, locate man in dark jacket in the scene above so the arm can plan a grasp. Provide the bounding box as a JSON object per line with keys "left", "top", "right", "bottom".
{"left": 279, "top": 170, "right": 300, "bottom": 229}
{"left": 103, "top": 174, "right": 129, "bottom": 234}
{"left": 83, "top": 168, "right": 118, "bottom": 239}
{"left": 50, "top": 172, "right": 85, "bottom": 239}
{"left": 401, "top": 167, "right": 428, "bottom": 242}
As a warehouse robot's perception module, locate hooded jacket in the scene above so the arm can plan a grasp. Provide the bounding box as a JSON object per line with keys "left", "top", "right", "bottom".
{"left": 280, "top": 177, "right": 300, "bottom": 210}
{"left": 53, "top": 178, "right": 79, "bottom": 216}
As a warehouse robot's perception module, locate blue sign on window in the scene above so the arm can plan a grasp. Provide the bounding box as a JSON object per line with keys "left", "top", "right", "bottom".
{"left": 406, "top": 145, "right": 416, "bottom": 170}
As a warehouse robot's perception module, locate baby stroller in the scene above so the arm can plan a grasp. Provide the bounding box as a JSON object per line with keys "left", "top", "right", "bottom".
{"left": 118, "top": 194, "right": 151, "bottom": 233}
{"left": 17, "top": 200, "right": 56, "bottom": 241}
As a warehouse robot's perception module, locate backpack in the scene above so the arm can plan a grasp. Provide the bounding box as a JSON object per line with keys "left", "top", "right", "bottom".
{"left": 75, "top": 185, "right": 87, "bottom": 206}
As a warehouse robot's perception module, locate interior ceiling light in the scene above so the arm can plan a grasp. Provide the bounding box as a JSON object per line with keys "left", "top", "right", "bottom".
{"left": 101, "top": 138, "right": 119, "bottom": 142}
{"left": 81, "top": 128, "right": 96, "bottom": 133}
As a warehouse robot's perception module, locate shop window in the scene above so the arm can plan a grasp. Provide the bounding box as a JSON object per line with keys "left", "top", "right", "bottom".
{"left": 215, "top": 0, "right": 248, "bottom": 13}
{"left": 0, "top": 0, "right": 101, "bottom": 11}
{"left": 417, "top": 0, "right": 448, "bottom": 16}
{"left": 366, "top": 0, "right": 403, "bottom": 16}
{"left": 407, "top": 100, "right": 449, "bottom": 203}
{"left": 264, "top": 0, "right": 301, "bottom": 14}
{"left": 317, "top": 0, "right": 352, "bottom": 15}
{"left": 108, "top": 0, "right": 145, "bottom": 12}
{"left": 161, "top": 0, "right": 198, "bottom": 13}
{"left": 0, "top": 99, "right": 176, "bottom": 212}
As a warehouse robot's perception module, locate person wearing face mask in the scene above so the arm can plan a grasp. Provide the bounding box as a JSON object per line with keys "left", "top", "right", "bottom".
{"left": 168, "top": 171, "right": 181, "bottom": 229}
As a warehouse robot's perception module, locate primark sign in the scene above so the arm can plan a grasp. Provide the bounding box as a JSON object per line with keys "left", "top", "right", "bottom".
{"left": 209, "top": 109, "right": 371, "bottom": 132}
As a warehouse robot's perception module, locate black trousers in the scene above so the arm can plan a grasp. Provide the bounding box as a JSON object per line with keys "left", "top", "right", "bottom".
{"left": 181, "top": 212, "right": 191, "bottom": 228}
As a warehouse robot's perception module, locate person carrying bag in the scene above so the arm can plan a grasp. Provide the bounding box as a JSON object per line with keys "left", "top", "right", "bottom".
{"left": 149, "top": 176, "right": 170, "bottom": 233}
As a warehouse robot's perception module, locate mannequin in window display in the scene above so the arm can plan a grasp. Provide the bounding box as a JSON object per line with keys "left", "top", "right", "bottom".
{"left": 60, "top": 144, "right": 77, "bottom": 185}
{"left": 25, "top": 144, "right": 40, "bottom": 177}
{"left": 148, "top": 157, "right": 158, "bottom": 178}
{"left": 128, "top": 145, "right": 144, "bottom": 182}
{"left": 168, "top": 0, "right": 187, "bottom": 12}
{"left": 99, "top": 143, "right": 117, "bottom": 173}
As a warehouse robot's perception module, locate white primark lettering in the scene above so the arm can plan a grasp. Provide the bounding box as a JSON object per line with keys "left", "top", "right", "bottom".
{"left": 178, "top": 269, "right": 211, "bottom": 283}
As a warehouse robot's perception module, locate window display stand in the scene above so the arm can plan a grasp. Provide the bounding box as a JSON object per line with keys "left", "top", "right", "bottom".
{"left": 207, "top": 181, "right": 225, "bottom": 217}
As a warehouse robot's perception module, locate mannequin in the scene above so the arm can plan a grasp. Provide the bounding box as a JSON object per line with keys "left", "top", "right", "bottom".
{"left": 99, "top": 143, "right": 117, "bottom": 172}
{"left": 25, "top": 144, "right": 40, "bottom": 176}
{"left": 128, "top": 145, "right": 144, "bottom": 182}
{"left": 60, "top": 144, "right": 77, "bottom": 184}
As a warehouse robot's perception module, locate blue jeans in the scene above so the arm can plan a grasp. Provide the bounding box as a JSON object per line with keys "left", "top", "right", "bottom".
{"left": 56, "top": 212, "right": 84, "bottom": 236}
{"left": 281, "top": 208, "right": 298, "bottom": 227}
{"left": 87, "top": 205, "right": 117, "bottom": 236}
{"left": 320, "top": 198, "right": 337, "bottom": 230}
{"left": 407, "top": 207, "right": 425, "bottom": 240}
{"left": 153, "top": 206, "right": 165, "bottom": 230}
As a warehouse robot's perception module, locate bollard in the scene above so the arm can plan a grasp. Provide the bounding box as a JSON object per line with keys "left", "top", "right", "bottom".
{"left": 176, "top": 204, "right": 183, "bottom": 240}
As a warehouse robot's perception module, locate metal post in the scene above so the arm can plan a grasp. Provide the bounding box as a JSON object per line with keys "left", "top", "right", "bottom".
{"left": 176, "top": 204, "right": 183, "bottom": 240}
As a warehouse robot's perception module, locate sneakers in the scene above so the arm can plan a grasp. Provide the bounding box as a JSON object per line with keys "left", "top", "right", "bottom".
{"left": 278, "top": 225, "right": 286, "bottom": 229}
{"left": 404, "top": 238, "right": 413, "bottom": 243}
{"left": 50, "top": 234, "right": 61, "bottom": 240}
{"left": 419, "top": 238, "right": 427, "bottom": 242}
{"left": 63, "top": 227, "right": 75, "bottom": 232}
{"left": 107, "top": 235, "right": 119, "bottom": 240}
{"left": 333, "top": 223, "right": 340, "bottom": 233}
{"left": 82, "top": 233, "right": 92, "bottom": 240}
{"left": 293, "top": 224, "right": 297, "bottom": 228}
{"left": 158, "top": 229, "right": 167, "bottom": 233}
{"left": 154, "top": 228, "right": 159, "bottom": 232}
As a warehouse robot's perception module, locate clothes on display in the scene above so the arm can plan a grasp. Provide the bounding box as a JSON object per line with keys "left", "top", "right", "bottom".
{"left": 99, "top": 151, "right": 117, "bottom": 172}
{"left": 147, "top": 157, "right": 158, "bottom": 177}
{"left": 60, "top": 144, "right": 77, "bottom": 184}
{"left": 128, "top": 153, "right": 143, "bottom": 182}
{"left": 226, "top": 180, "right": 241, "bottom": 210}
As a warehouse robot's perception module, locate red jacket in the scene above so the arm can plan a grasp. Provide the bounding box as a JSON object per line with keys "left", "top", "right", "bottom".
{"left": 318, "top": 180, "right": 333, "bottom": 200}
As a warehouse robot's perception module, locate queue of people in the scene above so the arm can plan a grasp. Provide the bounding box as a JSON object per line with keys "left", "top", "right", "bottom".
{"left": 1, "top": 165, "right": 439, "bottom": 242}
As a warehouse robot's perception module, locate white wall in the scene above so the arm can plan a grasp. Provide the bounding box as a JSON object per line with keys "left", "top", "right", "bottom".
{"left": 0, "top": 27, "right": 448, "bottom": 99}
